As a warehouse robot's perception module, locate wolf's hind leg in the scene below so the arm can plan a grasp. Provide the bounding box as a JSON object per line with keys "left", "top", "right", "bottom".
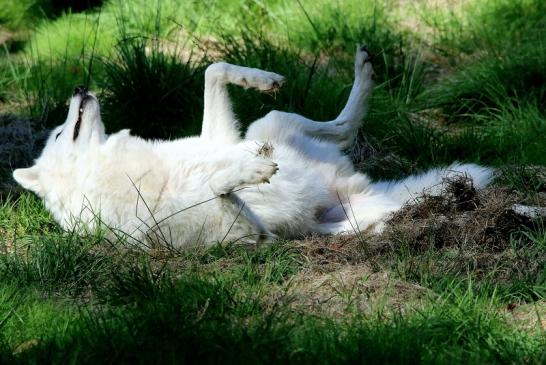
{"left": 246, "top": 45, "right": 373, "bottom": 149}
{"left": 201, "top": 62, "right": 285, "bottom": 144}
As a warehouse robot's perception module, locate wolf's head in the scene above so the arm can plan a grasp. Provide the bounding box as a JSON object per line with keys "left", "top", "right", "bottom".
{"left": 13, "top": 86, "right": 107, "bottom": 198}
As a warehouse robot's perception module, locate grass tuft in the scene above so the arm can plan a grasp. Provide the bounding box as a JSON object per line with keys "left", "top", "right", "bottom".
{"left": 99, "top": 38, "right": 204, "bottom": 139}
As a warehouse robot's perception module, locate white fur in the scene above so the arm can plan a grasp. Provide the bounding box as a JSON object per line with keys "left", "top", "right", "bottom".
{"left": 13, "top": 46, "right": 494, "bottom": 247}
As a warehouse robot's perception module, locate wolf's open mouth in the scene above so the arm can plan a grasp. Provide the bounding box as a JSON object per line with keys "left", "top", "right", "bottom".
{"left": 73, "top": 95, "right": 92, "bottom": 140}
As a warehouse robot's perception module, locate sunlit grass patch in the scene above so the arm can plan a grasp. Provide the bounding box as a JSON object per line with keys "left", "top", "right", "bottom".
{"left": 27, "top": 12, "right": 114, "bottom": 60}
{"left": 0, "top": 284, "right": 78, "bottom": 354}
{"left": 422, "top": 38, "right": 546, "bottom": 121}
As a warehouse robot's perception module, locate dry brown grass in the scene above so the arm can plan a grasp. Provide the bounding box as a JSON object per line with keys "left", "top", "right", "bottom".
{"left": 503, "top": 300, "right": 546, "bottom": 332}
{"left": 279, "top": 263, "right": 429, "bottom": 316}
{"left": 269, "top": 173, "right": 546, "bottom": 314}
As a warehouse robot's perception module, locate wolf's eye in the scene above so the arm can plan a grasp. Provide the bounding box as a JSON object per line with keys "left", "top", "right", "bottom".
{"left": 55, "top": 130, "right": 63, "bottom": 141}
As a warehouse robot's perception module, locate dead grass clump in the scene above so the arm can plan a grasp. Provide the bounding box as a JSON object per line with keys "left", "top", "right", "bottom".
{"left": 383, "top": 175, "right": 541, "bottom": 252}
{"left": 293, "top": 235, "right": 374, "bottom": 273}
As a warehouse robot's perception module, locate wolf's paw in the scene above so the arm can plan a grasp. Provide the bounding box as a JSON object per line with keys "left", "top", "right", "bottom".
{"left": 231, "top": 69, "right": 286, "bottom": 92}
{"left": 210, "top": 158, "right": 279, "bottom": 196}
{"left": 206, "top": 63, "right": 286, "bottom": 92}
{"left": 242, "top": 158, "right": 279, "bottom": 185}
{"left": 355, "top": 44, "right": 374, "bottom": 79}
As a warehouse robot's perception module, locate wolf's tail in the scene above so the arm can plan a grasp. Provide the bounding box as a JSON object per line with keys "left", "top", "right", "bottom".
{"left": 371, "top": 163, "right": 495, "bottom": 204}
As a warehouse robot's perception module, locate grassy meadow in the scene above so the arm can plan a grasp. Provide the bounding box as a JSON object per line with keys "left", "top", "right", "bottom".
{"left": 0, "top": 0, "right": 545, "bottom": 363}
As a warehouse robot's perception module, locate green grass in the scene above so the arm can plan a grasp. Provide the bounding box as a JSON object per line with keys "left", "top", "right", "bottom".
{"left": 0, "top": 0, "right": 545, "bottom": 363}
{"left": 0, "top": 196, "right": 544, "bottom": 363}
{"left": 7, "top": 281, "right": 542, "bottom": 364}
{"left": 1, "top": 192, "right": 545, "bottom": 363}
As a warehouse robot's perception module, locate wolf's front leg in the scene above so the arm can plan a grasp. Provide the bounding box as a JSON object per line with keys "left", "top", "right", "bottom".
{"left": 209, "top": 155, "right": 279, "bottom": 196}
{"left": 208, "top": 151, "right": 278, "bottom": 244}
{"left": 218, "top": 193, "right": 275, "bottom": 244}
{"left": 201, "top": 62, "right": 285, "bottom": 144}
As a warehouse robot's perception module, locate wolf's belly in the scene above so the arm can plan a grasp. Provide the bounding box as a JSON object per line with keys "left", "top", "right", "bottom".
{"left": 237, "top": 148, "right": 337, "bottom": 237}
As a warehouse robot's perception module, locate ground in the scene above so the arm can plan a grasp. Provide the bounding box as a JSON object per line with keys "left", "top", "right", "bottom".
{"left": 0, "top": 0, "right": 545, "bottom": 363}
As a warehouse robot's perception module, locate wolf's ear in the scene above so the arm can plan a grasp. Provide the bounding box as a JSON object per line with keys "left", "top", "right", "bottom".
{"left": 13, "top": 167, "right": 41, "bottom": 193}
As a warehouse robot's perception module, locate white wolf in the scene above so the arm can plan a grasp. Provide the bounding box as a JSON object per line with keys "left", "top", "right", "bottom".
{"left": 13, "top": 46, "right": 493, "bottom": 247}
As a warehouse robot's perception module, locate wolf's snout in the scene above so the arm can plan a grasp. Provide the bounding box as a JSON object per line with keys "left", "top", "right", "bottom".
{"left": 73, "top": 85, "right": 88, "bottom": 96}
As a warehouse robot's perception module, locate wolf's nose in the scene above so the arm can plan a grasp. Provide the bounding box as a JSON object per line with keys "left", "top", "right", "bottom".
{"left": 73, "top": 85, "right": 88, "bottom": 96}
